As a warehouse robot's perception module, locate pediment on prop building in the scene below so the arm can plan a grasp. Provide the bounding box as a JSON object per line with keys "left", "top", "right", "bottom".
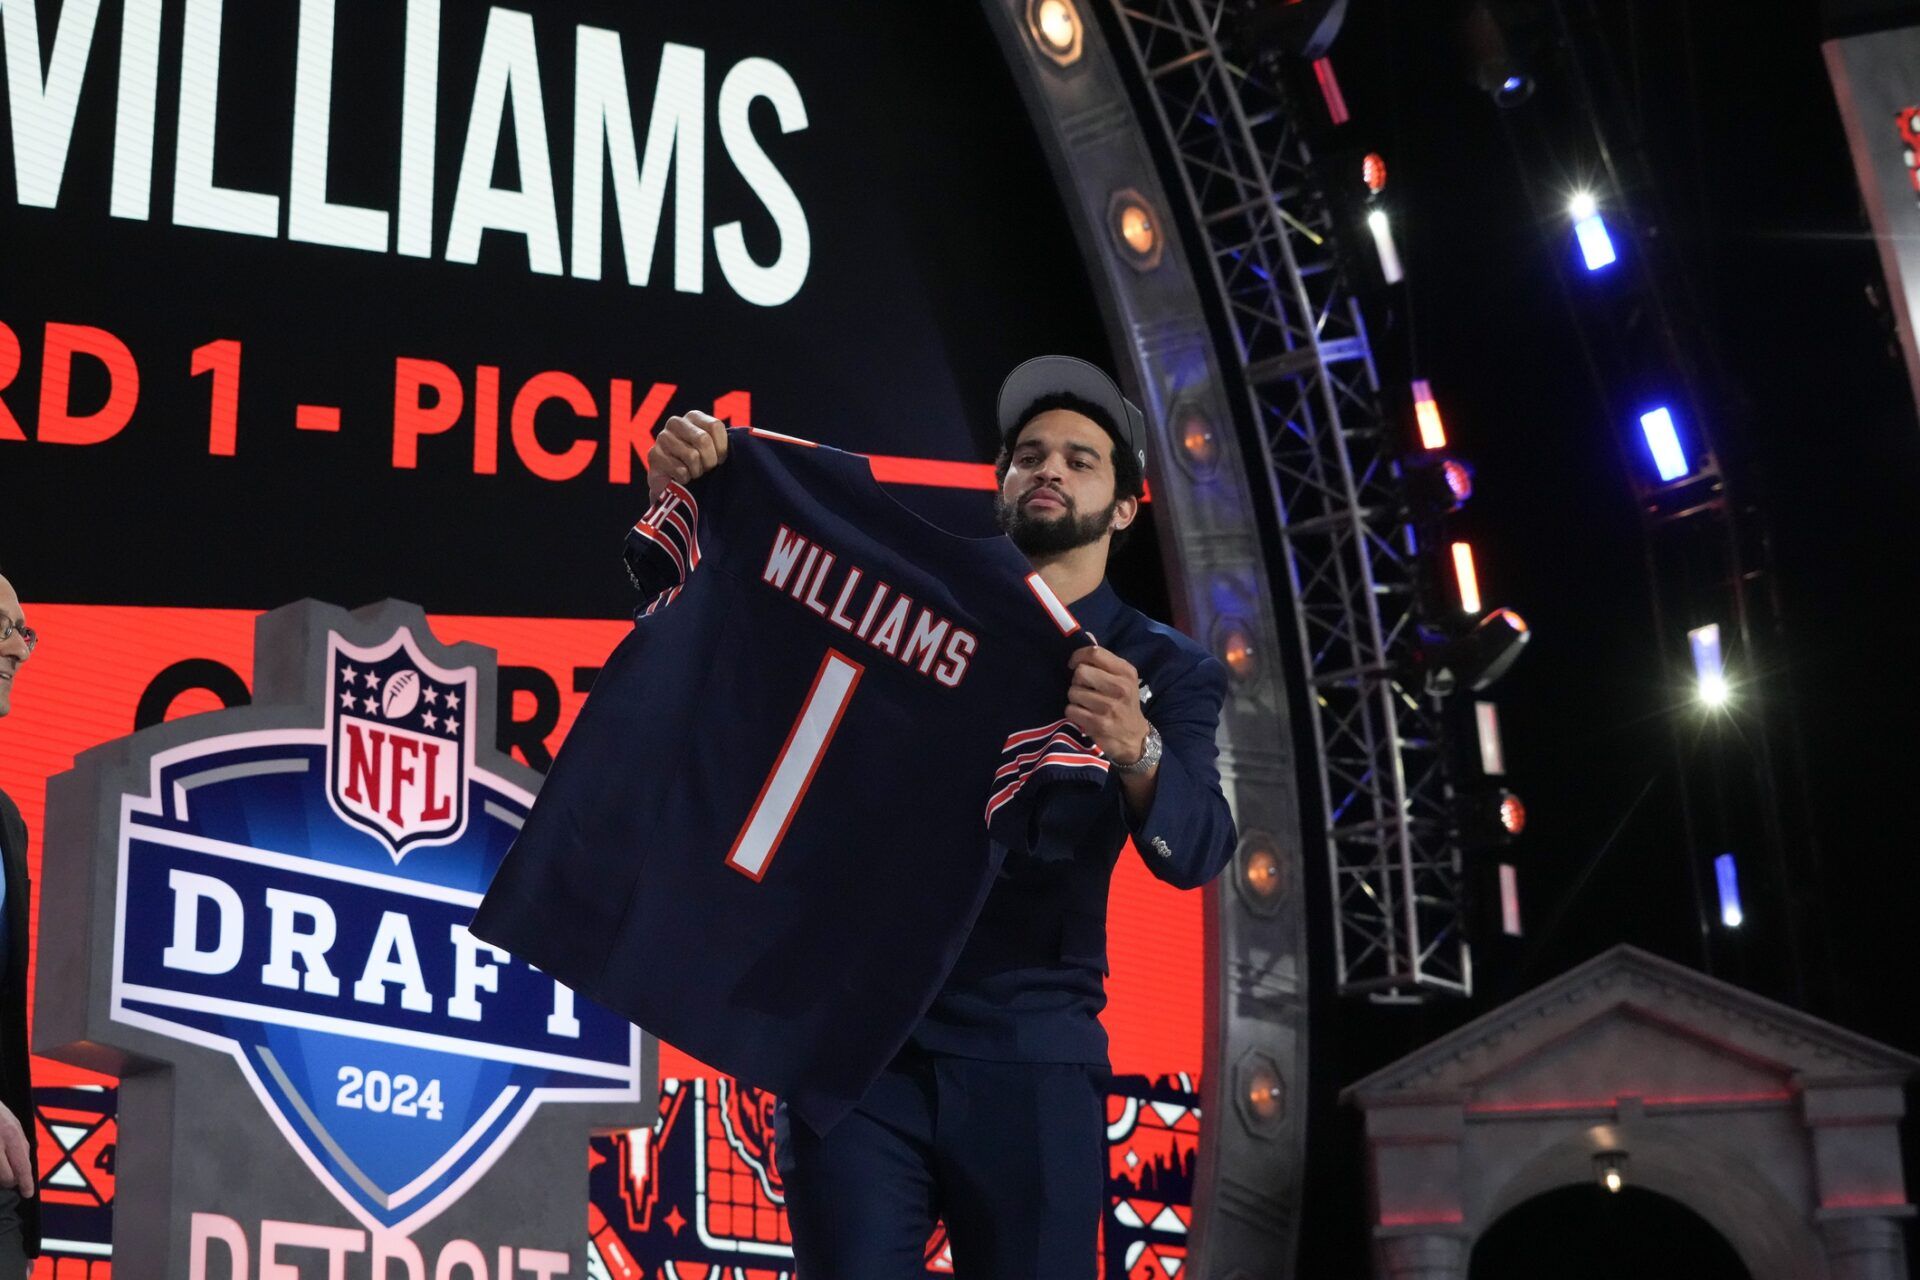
{"left": 1343, "top": 945, "right": 1919, "bottom": 1109}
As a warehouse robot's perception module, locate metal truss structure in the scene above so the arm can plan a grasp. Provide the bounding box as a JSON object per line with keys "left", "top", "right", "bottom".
{"left": 1106, "top": 0, "right": 1468, "bottom": 998}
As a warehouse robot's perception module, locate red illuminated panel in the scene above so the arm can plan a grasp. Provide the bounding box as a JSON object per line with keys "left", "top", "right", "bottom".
{"left": 1107, "top": 1089, "right": 1202, "bottom": 1195}
{"left": 1126, "top": 1242, "right": 1189, "bottom": 1278}
{"left": 34, "top": 1104, "right": 115, "bottom": 1208}
{"left": 0, "top": 605, "right": 1203, "bottom": 1089}
{"left": 925, "top": 1225, "right": 954, "bottom": 1272}
{"left": 1106, "top": 844, "right": 1204, "bottom": 1077}
{"left": 1313, "top": 57, "right": 1351, "bottom": 125}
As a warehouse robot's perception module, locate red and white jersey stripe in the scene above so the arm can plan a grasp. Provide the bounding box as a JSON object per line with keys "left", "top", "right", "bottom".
{"left": 626, "top": 482, "right": 702, "bottom": 608}
{"left": 1024, "top": 573, "right": 1080, "bottom": 635}
{"left": 632, "top": 482, "right": 701, "bottom": 579}
{"left": 983, "top": 718, "right": 1109, "bottom": 827}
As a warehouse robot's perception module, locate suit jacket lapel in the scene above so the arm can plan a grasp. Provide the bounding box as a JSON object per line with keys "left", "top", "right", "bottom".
{"left": 0, "top": 793, "right": 27, "bottom": 988}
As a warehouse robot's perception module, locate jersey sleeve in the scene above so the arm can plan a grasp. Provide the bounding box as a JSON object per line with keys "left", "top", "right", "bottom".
{"left": 621, "top": 429, "right": 748, "bottom": 614}
{"left": 984, "top": 715, "right": 1107, "bottom": 840}
{"left": 982, "top": 626, "right": 1112, "bottom": 851}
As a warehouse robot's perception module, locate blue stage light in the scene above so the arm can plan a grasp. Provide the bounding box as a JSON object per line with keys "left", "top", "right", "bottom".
{"left": 1495, "top": 75, "right": 1534, "bottom": 107}
{"left": 1567, "top": 192, "right": 1616, "bottom": 270}
{"left": 1574, "top": 213, "right": 1616, "bottom": 271}
{"left": 1639, "top": 406, "right": 1689, "bottom": 482}
{"left": 1714, "top": 853, "right": 1742, "bottom": 928}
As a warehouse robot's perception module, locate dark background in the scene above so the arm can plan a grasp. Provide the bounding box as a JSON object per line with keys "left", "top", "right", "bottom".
{"left": 1298, "top": 0, "right": 1920, "bottom": 1272}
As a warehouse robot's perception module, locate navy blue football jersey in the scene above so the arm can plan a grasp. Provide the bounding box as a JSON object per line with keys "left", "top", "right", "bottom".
{"left": 471, "top": 428, "right": 1110, "bottom": 1130}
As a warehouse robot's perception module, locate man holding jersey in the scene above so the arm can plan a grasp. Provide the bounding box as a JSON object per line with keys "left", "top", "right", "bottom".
{"left": 645, "top": 357, "right": 1235, "bottom": 1278}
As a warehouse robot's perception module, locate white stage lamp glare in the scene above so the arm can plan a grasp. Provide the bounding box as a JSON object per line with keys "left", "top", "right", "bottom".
{"left": 1689, "top": 623, "right": 1728, "bottom": 708}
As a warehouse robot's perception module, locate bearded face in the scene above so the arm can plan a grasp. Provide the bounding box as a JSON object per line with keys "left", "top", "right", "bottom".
{"left": 994, "top": 410, "right": 1129, "bottom": 557}
{"left": 994, "top": 483, "right": 1121, "bottom": 556}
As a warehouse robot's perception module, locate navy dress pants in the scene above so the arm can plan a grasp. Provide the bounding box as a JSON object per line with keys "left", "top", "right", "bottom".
{"left": 775, "top": 1047, "right": 1106, "bottom": 1280}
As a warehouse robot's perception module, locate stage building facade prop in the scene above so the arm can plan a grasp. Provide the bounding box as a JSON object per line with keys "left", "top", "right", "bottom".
{"left": 1345, "top": 946, "right": 1919, "bottom": 1280}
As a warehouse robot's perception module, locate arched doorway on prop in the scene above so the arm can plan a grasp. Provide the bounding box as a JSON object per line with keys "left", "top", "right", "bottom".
{"left": 1470, "top": 1182, "right": 1749, "bottom": 1280}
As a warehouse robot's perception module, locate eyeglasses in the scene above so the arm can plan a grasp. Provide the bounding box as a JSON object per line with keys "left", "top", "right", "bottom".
{"left": 0, "top": 616, "right": 37, "bottom": 654}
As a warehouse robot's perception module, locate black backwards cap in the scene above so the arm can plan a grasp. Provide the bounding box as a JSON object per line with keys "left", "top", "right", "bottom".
{"left": 995, "top": 355, "right": 1148, "bottom": 471}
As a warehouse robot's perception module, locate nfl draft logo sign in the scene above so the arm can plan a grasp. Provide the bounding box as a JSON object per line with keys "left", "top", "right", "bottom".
{"left": 37, "top": 601, "right": 655, "bottom": 1278}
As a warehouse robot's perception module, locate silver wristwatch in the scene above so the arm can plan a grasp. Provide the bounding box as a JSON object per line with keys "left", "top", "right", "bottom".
{"left": 1113, "top": 725, "right": 1163, "bottom": 775}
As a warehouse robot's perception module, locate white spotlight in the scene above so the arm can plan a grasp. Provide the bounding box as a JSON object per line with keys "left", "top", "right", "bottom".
{"left": 1689, "top": 623, "right": 1728, "bottom": 708}
{"left": 1569, "top": 190, "right": 1598, "bottom": 221}
{"left": 1367, "top": 209, "right": 1405, "bottom": 284}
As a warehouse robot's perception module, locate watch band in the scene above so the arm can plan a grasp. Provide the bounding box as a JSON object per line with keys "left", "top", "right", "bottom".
{"left": 1114, "top": 724, "right": 1163, "bottom": 776}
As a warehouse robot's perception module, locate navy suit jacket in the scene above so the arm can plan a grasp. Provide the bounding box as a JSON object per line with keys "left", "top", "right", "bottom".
{"left": 910, "top": 580, "right": 1237, "bottom": 1064}
{"left": 0, "top": 788, "right": 39, "bottom": 1255}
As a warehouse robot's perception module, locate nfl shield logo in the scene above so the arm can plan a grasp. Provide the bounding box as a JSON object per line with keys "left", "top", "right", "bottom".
{"left": 327, "top": 630, "right": 473, "bottom": 860}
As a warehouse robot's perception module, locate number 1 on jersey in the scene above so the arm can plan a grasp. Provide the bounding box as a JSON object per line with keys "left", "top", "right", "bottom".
{"left": 726, "top": 649, "right": 865, "bottom": 881}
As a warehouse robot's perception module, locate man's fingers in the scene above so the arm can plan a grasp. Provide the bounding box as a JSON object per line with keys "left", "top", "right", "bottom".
{"left": 644, "top": 407, "right": 734, "bottom": 498}
{"left": 644, "top": 455, "right": 684, "bottom": 493}
{"left": 662, "top": 417, "right": 725, "bottom": 471}
{"left": 645, "top": 442, "right": 693, "bottom": 497}
{"left": 1071, "top": 665, "right": 1130, "bottom": 698}
{"left": 1067, "top": 689, "right": 1116, "bottom": 719}
{"left": 660, "top": 418, "right": 707, "bottom": 451}
{"left": 1072, "top": 669, "right": 1138, "bottom": 708}
{"left": 1075, "top": 667, "right": 1121, "bottom": 694}
{"left": 0, "top": 1135, "right": 28, "bottom": 1196}
{"left": 657, "top": 437, "right": 709, "bottom": 483}
{"left": 680, "top": 410, "right": 731, "bottom": 461}
{"left": 687, "top": 428, "right": 719, "bottom": 470}
{"left": 655, "top": 432, "right": 698, "bottom": 467}
{"left": 1070, "top": 645, "right": 1135, "bottom": 673}
{"left": 0, "top": 1104, "right": 29, "bottom": 1198}
{"left": 645, "top": 466, "right": 676, "bottom": 499}
{"left": 660, "top": 416, "right": 712, "bottom": 452}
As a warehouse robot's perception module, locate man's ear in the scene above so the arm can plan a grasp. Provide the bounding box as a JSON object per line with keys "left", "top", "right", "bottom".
{"left": 1111, "top": 495, "right": 1140, "bottom": 534}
